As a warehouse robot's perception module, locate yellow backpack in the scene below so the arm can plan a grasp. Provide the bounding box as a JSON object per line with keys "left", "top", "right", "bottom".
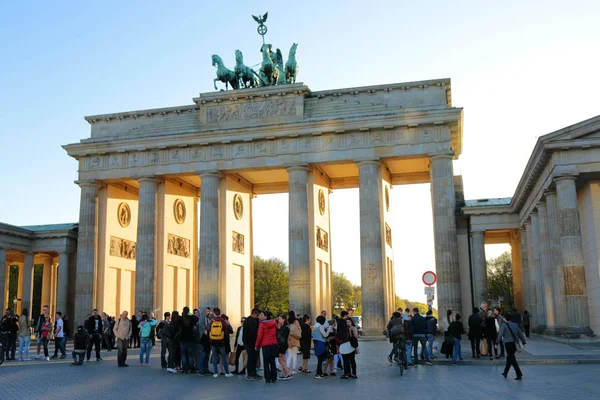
{"left": 210, "top": 319, "right": 225, "bottom": 341}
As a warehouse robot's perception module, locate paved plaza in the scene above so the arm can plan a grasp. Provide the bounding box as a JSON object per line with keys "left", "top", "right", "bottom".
{"left": 1, "top": 340, "right": 599, "bottom": 399}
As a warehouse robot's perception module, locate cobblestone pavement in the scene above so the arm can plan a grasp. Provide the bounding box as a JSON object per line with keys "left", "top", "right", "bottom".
{"left": 0, "top": 341, "right": 598, "bottom": 400}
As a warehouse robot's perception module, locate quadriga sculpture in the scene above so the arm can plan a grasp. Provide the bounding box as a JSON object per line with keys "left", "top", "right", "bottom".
{"left": 212, "top": 54, "right": 239, "bottom": 91}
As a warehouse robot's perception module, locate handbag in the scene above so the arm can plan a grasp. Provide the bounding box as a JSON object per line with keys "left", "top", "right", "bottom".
{"left": 505, "top": 323, "right": 523, "bottom": 353}
{"left": 481, "top": 338, "right": 488, "bottom": 355}
{"left": 227, "top": 351, "right": 236, "bottom": 366}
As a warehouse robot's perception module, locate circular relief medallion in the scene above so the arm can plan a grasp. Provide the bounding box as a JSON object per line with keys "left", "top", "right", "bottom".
{"left": 385, "top": 186, "right": 390, "bottom": 212}
{"left": 173, "top": 198, "right": 186, "bottom": 224}
{"left": 233, "top": 194, "right": 244, "bottom": 220}
{"left": 318, "top": 189, "right": 326, "bottom": 215}
{"left": 117, "top": 202, "right": 131, "bottom": 228}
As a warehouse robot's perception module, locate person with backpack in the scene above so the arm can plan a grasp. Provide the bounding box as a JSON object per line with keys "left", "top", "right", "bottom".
{"left": 179, "top": 306, "right": 198, "bottom": 374}
{"left": 387, "top": 311, "right": 405, "bottom": 364}
{"left": 113, "top": 310, "right": 132, "bottom": 367}
{"left": 71, "top": 325, "right": 89, "bottom": 365}
{"left": 138, "top": 314, "right": 158, "bottom": 366}
{"left": 276, "top": 314, "right": 292, "bottom": 380}
{"left": 208, "top": 307, "right": 233, "bottom": 377}
{"left": 449, "top": 313, "right": 464, "bottom": 365}
{"left": 256, "top": 310, "right": 279, "bottom": 383}
{"left": 425, "top": 310, "right": 438, "bottom": 360}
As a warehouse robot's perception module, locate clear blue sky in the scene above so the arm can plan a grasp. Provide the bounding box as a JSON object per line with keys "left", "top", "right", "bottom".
{"left": 1, "top": 1, "right": 599, "bottom": 304}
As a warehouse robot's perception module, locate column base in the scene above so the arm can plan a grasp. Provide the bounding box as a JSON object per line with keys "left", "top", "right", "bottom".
{"left": 361, "top": 327, "right": 386, "bottom": 337}
{"left": 539, "top": 325, "right": 594, "bottom": 339}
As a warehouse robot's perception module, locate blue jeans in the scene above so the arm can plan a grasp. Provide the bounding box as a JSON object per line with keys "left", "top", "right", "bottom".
{"left": 180, "top": 342, "right": 195, "bottom": 371}
{"left": 452, "top": 338, "right": 462, "bottom": 363}
{"left": 18, "top": 335, "right": 31, "bottom": 358}
{"left": 139, "top": 337, "right": 152, "bottom": 364}
{"left": 197, "top": 346, "right": 209, "bottom": 373}
{"left": 211, "top": 344, "right": 229, "bottom": 374}
{"left": 426, "top": 334, "right": 435, "bottom": 358}
{"left": 406, "top": 340, "right": 413, "bottom": 363}
{"left": 412, "top": 334, "right": 430, "bottom": 362}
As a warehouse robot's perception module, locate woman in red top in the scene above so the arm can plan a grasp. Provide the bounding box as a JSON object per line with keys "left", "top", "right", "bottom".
{"left": 255, "top": 311, "right": 278, "bottom": 383}
{"left": 40, "top": 315, "right": 52, "bottom": 361}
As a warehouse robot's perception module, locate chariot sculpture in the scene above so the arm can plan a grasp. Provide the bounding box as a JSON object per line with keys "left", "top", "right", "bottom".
{"left": 212, "top": 12, "right": 299, "bottom": 91}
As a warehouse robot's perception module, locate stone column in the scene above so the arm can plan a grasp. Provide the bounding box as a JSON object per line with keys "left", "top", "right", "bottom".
{"left": 537, "top": 202, "right": 554, "bottom": 329}
{"left": 41, "top": 256, "right": 52, "bottom": 308}
{"left": 524, "top": 220, "right": 537, "bottom": 318}
{"left": 357, "top": 160, "right": 386, "bottom": 335}
{"left": 74, "top": 181, "right": 99, "bottom": 326}
{"left": 510, "top": 230, "right": 524, "bottom": 313}
{"left": 530, "top": 212, "right": 546, "bottom": 327}
{"left": 198, "top": 172, "right": 220, "bottom": 309}
{"left": 555, "top": 175, "right": 591, "bottom": 333}
{"left": 21, "top": 252, "right": 34, "bottom": 318}
{"left": 56, "top": 252, "right": 69, "bottom": 316}
{"left": 545, "top": 190, "right": 567, "bottom": 332}
{"left": 429, "top": 154, "right": 461, "bottom": 316}
{"left": 470, "top": 230, "right": 488, "bottom": 306}
{"left": 0, "top": 248, "right": 6, "bottom": 311}
{"left": 287, "top": 165, "right": 311, "bottom": 316}
{"left": 519, "top": 227, "right": 529, "bottom": 312}
{"left": 135, "top": 177, "right": 159, "bottom": 314}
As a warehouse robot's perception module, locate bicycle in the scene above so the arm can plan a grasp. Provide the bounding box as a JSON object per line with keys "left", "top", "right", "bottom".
{"left": 393, "top": 338, "right": 408, "bottom": 376}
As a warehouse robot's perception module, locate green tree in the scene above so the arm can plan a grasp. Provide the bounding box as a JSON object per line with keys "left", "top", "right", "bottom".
{"left": 353, "top": 285, "right": 362, "bottom": 315}
{"left": 487, "top": 251, "right": 514, "bottom": 310}
{"left": 253, "top": 256, "right": 289, "bottom": 315}
{"left": 332, "top": 272, "right": 355, "bottom": 314}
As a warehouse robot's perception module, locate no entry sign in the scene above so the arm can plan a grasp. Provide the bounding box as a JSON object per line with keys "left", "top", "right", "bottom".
{"left": 422, "top": 271, "right": 437, "bottom": 286}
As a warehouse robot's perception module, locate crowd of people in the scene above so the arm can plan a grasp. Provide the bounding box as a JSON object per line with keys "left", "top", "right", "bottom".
{"left": 1, "top": 304, "right": 360, "bottom": 382}
{"left": 385, "top": 302, "right": 528, "bottom": 380}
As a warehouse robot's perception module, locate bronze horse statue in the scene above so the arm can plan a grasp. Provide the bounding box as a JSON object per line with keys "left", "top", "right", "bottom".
{"left": 285, "top": 43, "right": 299, "bottom": 84}
{"left": 212, "top": 54, "right": 239, "bottom": 90}
{"left": 234, "top": 50, "right": 260, "bottom": 88}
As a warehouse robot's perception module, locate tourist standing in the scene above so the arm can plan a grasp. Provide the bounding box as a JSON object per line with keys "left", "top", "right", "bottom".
{"left": 255, "top": 310, "right": 279, "bottom": 383}
{"left": 494, "top": 307, "right": 506, "bottom": 358}
{"left": 72, "top": 325, "right": 88, "bottom": 365}
{"left": 208, "top": 307, "right": 233, "bottom": 377}
{"left": 299, "top": 314, "right": 312, "bottom": 373}
{"left": 312, "top": 315, "right": 329, "bottom": 379}
{"left": 51, "top": 312, "right": 66, "bottom": 359}
{"left": 442, "top": 310, "right": 455, "bottom": 359}
{"left": 102, "top": 312, "right": 113, "bottom": 352}
{"left": 0, "top": 309, "right": 18, "bottom": 361}
{"left": 340, "top": 318, "right": 358, "bottom": 379}
{"left": 157, "top": 312, "right": 172, "bottom": 370}
{"left": 243, "top": 308, "right": 261, "bottom": 380}
{"left": 138, "top": 314, "right": 157, "bottom": 365}
{"left": 286, "top": 311, "right": 301, "bottom": 375}
{"left": 512, "top": 308, "right": 523, "bottom": 329}
{"left": 324, "top": 318, "right": 337, "bottom": 375}
{"left": 484, "top": 310, "right": 498, "bottom": 360}
{"left": 410, "top": 308, "right": 432, "bottom": 366}
{"left": 40, "top": 315, "right": 52, "bottom": 361}
{"left": 113, "top": 310, "right": 132, "bottom": 367}
{"left": 33, "top": 305, "right": 50, "bottom": 360}
{"left": 497, "top": 313, "right": 526, "bottom": 380}
{"left": 468, "top": 307, "right": 483, "bottom": 358}
{"left": 425, "top": 310, "right": 438, "bottom": 360}
{"left": 196, "top": 307, "right": 212, "bottom": 376}
{"left": 170, "top": 311, "right": 182, "bottom": 370}
{"left": 17, "top": 308, "right": 31, "bottom": 361}
{"left": 233, "top": 317, "right": 246, "bottom": 374}
{"left": 277, "top": 314, "right": 291, "bottom": 380}
{"left": 523, "top": 310, "right": 531, "bottom": 338}
{"left": 130, "top": 314, "right": 139, "bottom": 349}
{"left": 86, "top": 309, "right": 103, "bottom": 361}
{"left": 449, "top": 313, "right": 464, "bottom": 365}
{"left": 179, "top": 306, "right": 198, "bottom": 373}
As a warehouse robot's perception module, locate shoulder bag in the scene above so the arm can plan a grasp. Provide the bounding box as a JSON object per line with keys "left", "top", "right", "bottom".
{"left": 505, "top": 323, "right": 523, "bottom": 353}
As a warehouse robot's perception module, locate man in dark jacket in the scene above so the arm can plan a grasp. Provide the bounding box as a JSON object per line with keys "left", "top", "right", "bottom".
{"left": 424, "top": 310, "right": 438, "bottom": 360}
{"left": 468, "top": 307, "right": 483, "bottom": 358}
{"left": 72, "top": 325, "right": 89, "bottom": 365}
{"left": 410, "top": 308, "right": 432, "bottom": 366}
{"left": 86, "top": 309, "right": 103, "bottom": 361}
{"left": 243, "top": 308, "right": 261, "bottom": 380}
{"left": 386, "top": 312, "right": 405, "bottom": 364}
{"left": 0, "top": 309, "right": 18, "bottom": 360}
{"left": 180, "top": 306, "right": 198, "bottom": 373}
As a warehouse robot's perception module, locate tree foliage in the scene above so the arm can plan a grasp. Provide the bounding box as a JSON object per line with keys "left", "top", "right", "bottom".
{"left": 253, "top": 256, "right": 289, "bottom": 316}
{"left": 332, "top": 272, "right": 356, "bottom": 314}
{"left": 487, "top": 251, "right": 514, "bottom": 310}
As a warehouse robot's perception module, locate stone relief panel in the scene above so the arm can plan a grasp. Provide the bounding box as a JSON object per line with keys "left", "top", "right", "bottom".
{"left": 345, "top": 132, "right": 364, "bottom": 148}
{"left": 316, "top": 226, "right": 329, "bottom": 252}
{"left": 318, "top": 189, "right": 326, "bottom": 216}
{"left": 253, "top": 142, "right": 269, "bottom": 157}
{"left": 385, "top": 186, "right": 390, "bottom": 212}
{"left": 173, "top": 198, "right": 186, "bottom": 224}
{"left": 232, "top": 231, "right": 245, "bottom": 254}
{"left": 109, "top": 155, "right": 122, "bottom": 168}
{"left": 233, "top": 194, "right": 244, "bottom": 220}
{"left": 322, "top": 134, "right": 338, "bottom": 151}
{"left": 232, "top": 144, "right": 247, "bottom": 159}
{"left": 128, "top": 152, "right": 142, "bottom": 167}
{"left": 167, "top": 233, "right": 190, "bottom": 258}
{"left": 191, "top": 147, "right": 204, "bottom": 160}
{"left": 110, "top": 236, "right": 136, "bottom": 260}
{"left": 149, "top": 151, "right": 161, "bottom": 164}
{"left": 564, "top": 265, "right": 586, "bottom": 295}
{"left": 117, "top": 203, "right": 131, "bottom": 228}
{"left": 88, "top": 156, "right": 103, "bottom": 170}
{"left": 385, "top": 223, "right": 392, "bottom": 247}
{"left": 205, "top": 99, "right": 296, "bottom": 124}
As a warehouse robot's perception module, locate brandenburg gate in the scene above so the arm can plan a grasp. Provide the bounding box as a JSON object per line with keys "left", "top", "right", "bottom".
{"left": 62, "top": 80, "right": 463, "bottom": 334}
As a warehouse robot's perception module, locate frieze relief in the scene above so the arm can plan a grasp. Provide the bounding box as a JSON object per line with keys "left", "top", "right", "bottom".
{"left": 205, "top": 99, "right": 296, "bottom": 124}
{"left": 110, "top": 236, "right": 136, "bottom": 260}
{"left": 385, "top": 223, "right": 392, "bottom": 247}
{"left": 316, "top": 226, "right": 329, "bottom": 252}
{"left": 167, "top": 233, "right": 190, "bottom": 258}
{"left": 232, "top": 231, "right": 245, "bottom": 254}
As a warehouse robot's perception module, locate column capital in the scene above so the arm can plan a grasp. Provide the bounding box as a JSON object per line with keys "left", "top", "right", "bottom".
{"left": 544, "top": 189, "right": 557, "bottom": 197}
{"left": 75, "top": 180, "right": 100, "bottom": 189}
{"left": 354, "top": 159, "right": 380, "bottom": 168}
{"left": 198, "top": 171, "right": 222, "bottom": 179}
{"left": 137, "top": 176, "right": 161, "bottom": 184}
{"left": 536, "top": 202, "right": 547, "bottom": 210}
{"left": 284, "top": 164, "right": 310, "bottom": 173}
{"left": 553, "top": 174, "right": 578, "bottom": 184}
{"left": 429, "top": 152, "right": 454, "bottom": 161}
{"left": 470, "top": 230, "right": 485, "bottom": 237}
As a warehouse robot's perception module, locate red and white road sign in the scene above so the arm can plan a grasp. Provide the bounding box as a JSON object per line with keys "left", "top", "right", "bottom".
{"left": 422, "top": 271, "right": 437, "bottom": 286}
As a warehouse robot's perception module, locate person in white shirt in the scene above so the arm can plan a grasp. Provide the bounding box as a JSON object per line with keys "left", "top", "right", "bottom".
{"left": 51, "top": 312, "right": 67, "bottom": 359}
